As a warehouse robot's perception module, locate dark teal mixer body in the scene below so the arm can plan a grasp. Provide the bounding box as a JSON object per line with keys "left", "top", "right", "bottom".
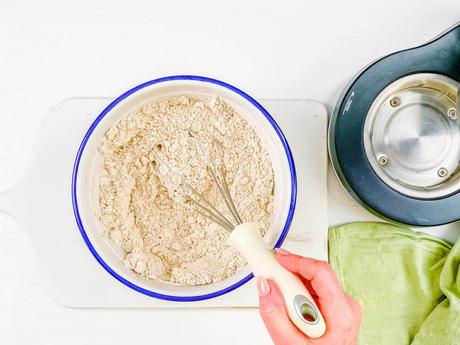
{"left": 329, "top": 23, "right": 460, "bottom": 226}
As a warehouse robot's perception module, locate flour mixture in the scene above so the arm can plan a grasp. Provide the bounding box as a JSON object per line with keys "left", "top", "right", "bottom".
{"left": 98, "top": 96, "right": 274, "bottom": 285}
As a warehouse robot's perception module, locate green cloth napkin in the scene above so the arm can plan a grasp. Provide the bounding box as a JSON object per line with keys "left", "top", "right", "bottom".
{"left": 412, "top": 237, "right": 460, "bottom": 345}
{"left": 329, "top": 222, "right": 457, "bottom": 345}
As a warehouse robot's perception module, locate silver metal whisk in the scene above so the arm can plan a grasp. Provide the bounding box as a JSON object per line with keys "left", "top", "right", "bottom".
{"left": 150, "top": 139, "right": 326, "bottom": 338}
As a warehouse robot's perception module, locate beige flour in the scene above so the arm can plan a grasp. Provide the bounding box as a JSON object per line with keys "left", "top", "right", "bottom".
{"left": 98, "top": 96, "right": 274, "bottom": 285}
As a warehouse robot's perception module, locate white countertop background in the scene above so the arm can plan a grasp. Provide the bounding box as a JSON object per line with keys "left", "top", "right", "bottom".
{"left": 1, "top": 1, "right": 459, "bottom": 344}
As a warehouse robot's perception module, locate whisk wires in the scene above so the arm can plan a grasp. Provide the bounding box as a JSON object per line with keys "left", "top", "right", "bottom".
{"left": 149, "top": 141, "right": 243, "bottom": 232}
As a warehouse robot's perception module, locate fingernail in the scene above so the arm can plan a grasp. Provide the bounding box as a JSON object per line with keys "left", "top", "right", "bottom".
{"left": 257, "top": 276, "right": 271, "bottom": 296}
{"left": 275, "top": 248, "right": 290, "bottom": 255}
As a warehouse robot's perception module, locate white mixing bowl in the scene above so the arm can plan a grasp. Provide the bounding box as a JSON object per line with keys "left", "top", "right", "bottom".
{"left": 72, "top": 75, "right": 296, "bottom": 301}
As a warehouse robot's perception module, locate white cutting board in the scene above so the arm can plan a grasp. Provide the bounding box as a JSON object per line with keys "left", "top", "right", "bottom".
{"left": 0, "top": 98, "right": 328, "bottom": 308}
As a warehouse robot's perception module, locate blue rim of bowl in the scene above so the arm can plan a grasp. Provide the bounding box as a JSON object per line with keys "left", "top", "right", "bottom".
{"left": 71, "top": 75, "right": 297, "bottom": 301}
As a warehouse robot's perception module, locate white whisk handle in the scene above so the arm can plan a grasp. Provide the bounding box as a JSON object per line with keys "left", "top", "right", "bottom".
{"left": 227, "top": 222, "right": 326, "bottom": 339}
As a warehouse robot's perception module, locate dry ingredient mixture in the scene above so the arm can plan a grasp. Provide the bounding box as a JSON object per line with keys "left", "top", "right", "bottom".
{"left": 98, "top": 96, "right": 274, "bottom": 285}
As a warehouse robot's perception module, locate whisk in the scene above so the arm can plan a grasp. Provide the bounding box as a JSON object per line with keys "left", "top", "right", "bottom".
{"left": 151, "top": 142, "right": 326, "bottom": 339}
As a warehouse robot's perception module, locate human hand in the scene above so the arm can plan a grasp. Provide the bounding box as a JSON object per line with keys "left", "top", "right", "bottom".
{"left": 257, "top": 250, "right": 362, "bottom": 345}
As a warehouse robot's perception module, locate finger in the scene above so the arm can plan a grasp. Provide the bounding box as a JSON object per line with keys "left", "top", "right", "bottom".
{"left": 301, "top": 279, "right": 320, "bottom": 306}
{"left": 348, "top": 297, "right": 363, "bottom": 322}
{"left": 276, "top": 252, "right": 346, "bottom": 302}
{"left": 299, "top": 277, "right": 318, "bottom": 298}
{"left": 275, "top": 250, "right": 326, "bottom": 280}
{"left": 257, "top": 276, "right": 309, "bottom": 345}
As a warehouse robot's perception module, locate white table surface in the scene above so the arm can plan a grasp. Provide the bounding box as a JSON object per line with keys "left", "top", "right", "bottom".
{"left": 1, "top": 1, "right": 459, "bottom": 344}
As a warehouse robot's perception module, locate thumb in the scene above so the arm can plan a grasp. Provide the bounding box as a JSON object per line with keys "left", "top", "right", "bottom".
{"left": 257, "top": 276, "right": 308, "bottom": 345}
